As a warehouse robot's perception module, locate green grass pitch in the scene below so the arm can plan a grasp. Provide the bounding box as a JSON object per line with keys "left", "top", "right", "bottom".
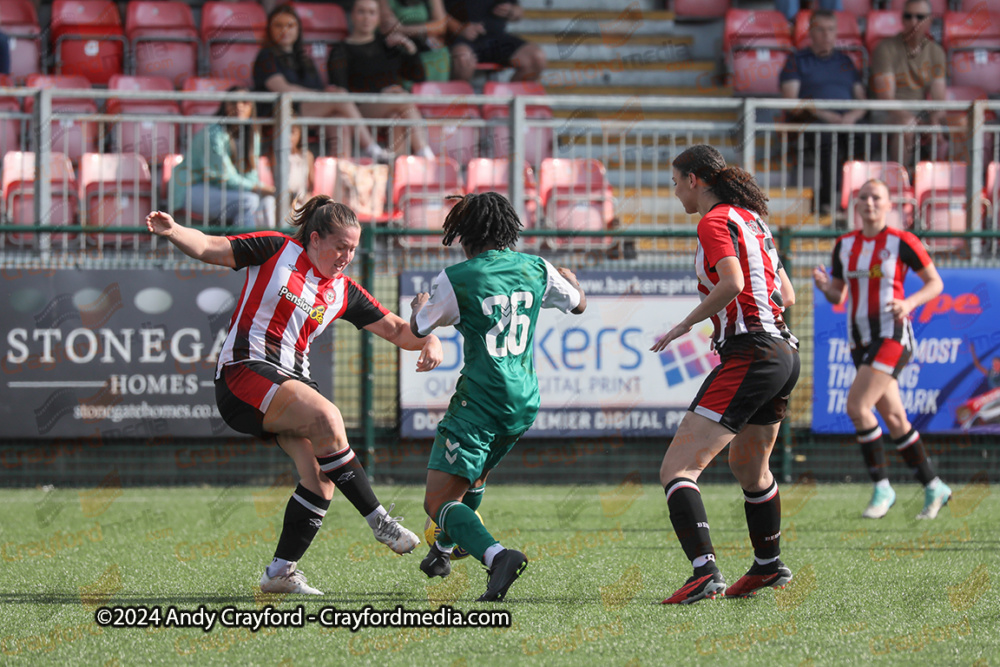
{"left": 0, "top": 482, "right": 996, "bottom": 665}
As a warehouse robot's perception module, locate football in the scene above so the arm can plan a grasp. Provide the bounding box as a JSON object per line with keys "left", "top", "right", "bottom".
{"left": 423, "top": 511, "right": 483, "bottom": 560}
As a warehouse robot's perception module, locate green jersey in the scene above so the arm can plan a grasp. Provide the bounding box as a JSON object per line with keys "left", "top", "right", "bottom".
{"left": 415, "top": 249, "right": 581, "bottom": 434}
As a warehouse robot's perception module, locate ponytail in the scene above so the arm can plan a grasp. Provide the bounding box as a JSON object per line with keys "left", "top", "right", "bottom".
{"left": 290, "top": 195, "right": 359, "bottom": 248}
{"left": 672, "top": 144, "right": 769, "bottom": 218}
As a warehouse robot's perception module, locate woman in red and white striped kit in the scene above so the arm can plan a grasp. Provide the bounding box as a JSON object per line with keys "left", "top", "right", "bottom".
{"left": 814, "top": 178, "right": 950, "bottom": 521}
{"left": 652, "top": 144, "right": 799, "bottom": 604}
{"left": 146, "top": 196, "right": 442, "bottom": 595}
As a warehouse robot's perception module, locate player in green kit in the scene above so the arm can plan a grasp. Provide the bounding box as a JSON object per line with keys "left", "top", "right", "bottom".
{"left": 409, "top": 192, "right": 587, "bottom": 601}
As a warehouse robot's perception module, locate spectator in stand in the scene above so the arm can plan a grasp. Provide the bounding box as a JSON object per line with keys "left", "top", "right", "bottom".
{"left": 870, "top": 0, "right": 947, "bottom": 166}
{"left": 775, "top": 0, "right": 842, "bottom": 23}
{"left": 780, "top": 10, "right": 866, "bottom": 215}
{"left": 169, "top": 88, "right": 276, "bottom": 228}
{"left": 0, "top": 32, "right": 10, "bottom": 75}
{"left": 445, "top": 0, "right": 545, "bottom": 82}
{"left": 254, "top": 4, "right": 393, "bottom": 162}
{"left": 328, "top": 0, "right": 434, "bottom": 158}
{"left": 379, "top": 0, "right": 453, "bottom": 83}
{"left": 270, "top": 110, "right": 315, "bottom": 210}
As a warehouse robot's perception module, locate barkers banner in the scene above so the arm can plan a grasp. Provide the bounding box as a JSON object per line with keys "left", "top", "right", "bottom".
{"left": 0, "top": 267, "right": 332, "bottom": 438}
{"left": 813, "top": 268, "right": 1000, "bottom": 434}
{"left": 399, "top": 270, "right": 713, "bottom": 438}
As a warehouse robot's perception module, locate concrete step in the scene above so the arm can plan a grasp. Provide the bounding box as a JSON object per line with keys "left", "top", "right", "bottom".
{"left": 608, "top": 187, "right": 818, "bottom": 227}
{"left": 546, "top": 84, "right": 731, "bottom": 97}
{"left": 517, "top": 8, "right": 675, "bottom": 38}
{"left": 521, "top": 0, "right": 664, "bottom": 11}
{"left": 541, "top": 59, "right": 721, "bottom": 89}
{"left": 528, "top": 34, "right": 694, "bottom": 64}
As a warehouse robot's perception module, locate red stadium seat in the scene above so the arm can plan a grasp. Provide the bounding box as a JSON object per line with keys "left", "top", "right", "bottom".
{"left": 481, "top": 81, "right": 553, "bottom": 166}
{"left": 914, "top": 161, "right": 972, "bottom": 250}
{"left": 538, "top": 158, "right": 614, "bottom": 249}
{"left": 723, "top": 10, "right": 794, "bottom": 96}
{"left": 794, "top": 11, "right": 867, "bottom": 74}
{"left": 865, "top": 11, "right": 904, "bottom": 54}
{"left": 0, "top": 76, "right": 23, "bottom": 157}
{"left": 50, "top": 0, "right": 126, "bottom": 85}
{"left": 466, "top": 158, "right": 539, "bottom": 230}
{"left": 180, "top": 77, "right": 240, "bottom": 116}
{"left": 887, "top": 0, "right": 948, "bottom": 18}
{"left": 943, "top": 10, "right": 1000, "bottom": 93}
{"left": 391, "top": 156, "right": 463, "bottom": 248}
{"left": 200, "top": 2, "right": 267, "bottom": 87}
{"left": 840, "top": 160, "right": 915, "bottom": 229}
{"left": 106, "top": 75, "right": 181, "bottom": 164}
{"left": 2, "top": 151, "right": 78, "bottom": 246}
{"left": 412, "top": 81, "right": 482, "bottom": 164}
{"left": 290, "top": 3, "right": 348, "bottom": 82}
{"left": 673, "top": 0, "right": 730, "bottom": 19}
{"left": 78, "top": 153, "right": 153, "bottom": 245}
{"left": 125, "top": 1, "right": 201, "bottom": 89}
{"left": 0, "top": 0, "right": 43, "bottom": 83}
{"left": 23, "top": 75, "right": 98, "bottom": 164}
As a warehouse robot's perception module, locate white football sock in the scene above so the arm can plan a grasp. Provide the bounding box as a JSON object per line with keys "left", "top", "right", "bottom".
{"left": 483, "top": 543, "right": 505, "bottom": 568}
{"left": 365, "top": 505, "right": 387, "bottom": 529}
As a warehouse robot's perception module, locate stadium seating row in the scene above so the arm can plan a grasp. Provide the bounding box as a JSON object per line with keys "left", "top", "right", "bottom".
{"left": 677, "top": 0, "right": 977, "bottom": 20}
{"left": 0, "top": 153, "right": 615, "bottom": 249}
{"left": 0, "top": 76, "right": 558, "bottom": 167}
{"left": 0, "top": 0, "right": 347, "bottom": 87}
{"left": 724, "top": 8, "right": 1000, "bottom": 95}
{"left": 842, "top": 160, "right": 999, "bottom": 249}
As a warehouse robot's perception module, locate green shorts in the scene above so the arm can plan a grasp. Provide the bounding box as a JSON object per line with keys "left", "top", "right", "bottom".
{"left": 427, "top": 413, "right": 526, "bottom": 484}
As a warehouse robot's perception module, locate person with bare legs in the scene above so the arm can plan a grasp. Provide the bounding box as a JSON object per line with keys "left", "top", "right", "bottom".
{"left": 146, "top": 196, "right": 442, "bottom": 594}
{"left": 814, "top": 178, "right": 950, "bottom": 520}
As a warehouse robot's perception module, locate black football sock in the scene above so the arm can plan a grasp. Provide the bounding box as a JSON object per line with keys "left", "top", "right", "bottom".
{"left": 894, "top": 428, "right": 936, "bottom": 485}
{"left": 317, "top": 448, "right": 380, "bottom": 517}
{"left": 857, "top": 425, "right": 888, "bottom": 482}
{"left": 272, "top": 484, "right": 331, "bottom": 566}
{"left": 664, "top": 477, "right": 717, "bottom": 574}
{"left": 743, "top": 479, "right": 781, "bottom": 563}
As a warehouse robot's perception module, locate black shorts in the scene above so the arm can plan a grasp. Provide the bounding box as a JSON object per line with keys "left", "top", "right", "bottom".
{"left": 851, "top": 338, "right": 912, "bottom": 379}
{"left": 689, "top": 333, "right": 800, "bottom": 434}
{"left": 451, "top": 33, "right": 527, "bottom": 67}
{"left": 215, "top": 361, "right": 318, "bottom": 440}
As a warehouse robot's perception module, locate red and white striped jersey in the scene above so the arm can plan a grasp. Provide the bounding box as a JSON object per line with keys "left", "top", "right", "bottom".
{"left": 831, "top": 227, "right": 931, "bottom": 348}
{"left": 695, "top": 203, "right": 795, "bottom": 348}
{"left": 215, "top": 232, "right": 388, "bottom": 380}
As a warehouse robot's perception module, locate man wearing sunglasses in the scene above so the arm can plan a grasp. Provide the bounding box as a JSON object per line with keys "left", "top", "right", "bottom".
{"left": 870, "top": 0, "right": 947, "bottom": 166}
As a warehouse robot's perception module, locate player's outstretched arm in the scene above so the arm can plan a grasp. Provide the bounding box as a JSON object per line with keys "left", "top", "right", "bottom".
{"left": 145, "top": 211, "right": 236, "bottom": 268}
{"left": 366, "top": 312, "right": 443, "bottom": 372}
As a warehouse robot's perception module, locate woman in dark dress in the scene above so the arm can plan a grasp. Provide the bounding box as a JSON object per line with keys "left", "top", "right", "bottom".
{"left": 328, "top": 0, "right": 434, "bottom": 158}
{"left": 254, "top": 4, "right": 393, "bottom": 161}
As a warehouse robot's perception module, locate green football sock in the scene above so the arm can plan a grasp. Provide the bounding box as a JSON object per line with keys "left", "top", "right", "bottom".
{"left": 436, "top": 486, "right": 485, "bottom": 549}
{"left": 437, "top": 500, "right": 497, "bottom": 563}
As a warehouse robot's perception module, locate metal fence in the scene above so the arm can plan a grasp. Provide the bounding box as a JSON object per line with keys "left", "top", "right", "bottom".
{"left": 1, "top": 90, "right": 998, "bottom": 486}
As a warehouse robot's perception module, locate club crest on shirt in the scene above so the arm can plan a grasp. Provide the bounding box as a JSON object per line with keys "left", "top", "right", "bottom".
{"left": 879, "top": 249, "right": 891, "bottom": 260}
{"left": 324, "top": 290, "right": 336, "bottom": 304}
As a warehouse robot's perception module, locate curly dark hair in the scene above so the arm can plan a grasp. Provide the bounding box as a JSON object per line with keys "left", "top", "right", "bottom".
{"left": 672, "top": 144, "right": 769, "bottom": 218}
{"left": 290, "top": 195, "right": 359, "bottom": 249}
{"left": 441, "top": 192, "right": 522, "bottom": 253}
